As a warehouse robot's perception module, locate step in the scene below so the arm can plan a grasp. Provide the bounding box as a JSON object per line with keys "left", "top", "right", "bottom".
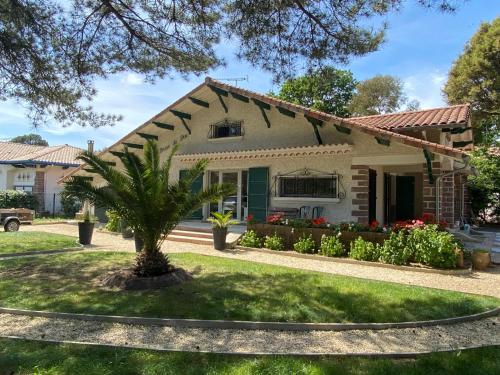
{"left": 170, "top": 229, "right": 213, "bottom": 239}
{"left": 167, "top": 234, "right": 213, "bottom": 246}
{"left": 175, "top": 225, "right": 213, "bottom": 234}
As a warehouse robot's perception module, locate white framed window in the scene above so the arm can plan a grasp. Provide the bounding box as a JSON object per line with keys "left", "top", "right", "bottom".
{"left": 14, "top": 185, "right": 33, "bottom": 192}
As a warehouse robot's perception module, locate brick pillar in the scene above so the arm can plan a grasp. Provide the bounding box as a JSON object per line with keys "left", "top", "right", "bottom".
{"left": 422, "top": 161, "right": 440, "bottom": 216}
{"left": 462, "top": 174, "right": 472, "bottom": 222}
{"left": 351, "top": 165, "right": 369, "bottom": 224}
{"left": 440, "top": 173, "right": 455, "bottom": 226}
{"left": 33, "top": 171, "right": 45, "bottom": 212}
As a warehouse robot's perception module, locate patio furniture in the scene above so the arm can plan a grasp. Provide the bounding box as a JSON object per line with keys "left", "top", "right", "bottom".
{"left": 298, "top": 206, "right": 311, "bottom": 219}
{"left": 269, "top": 207, "right": 298, "bottom": 219}
{"left": 311, "top": 206, "right": 324, "bottom": 219}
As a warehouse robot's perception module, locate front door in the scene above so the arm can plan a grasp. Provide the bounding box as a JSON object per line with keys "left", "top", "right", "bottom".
{"left": 207, "top": 170, "right": 247, "bottom": 221}
{"left": 395, "top": 176, "right": 415, "bottom": 221}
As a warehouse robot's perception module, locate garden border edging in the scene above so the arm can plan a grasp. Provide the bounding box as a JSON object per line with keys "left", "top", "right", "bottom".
{"left": 3, "top": 335, "right": 498, "bottom": 358}
{"left": 235, "top": 246, "right": 472, "bottom": 275}
{"left": 0, "top": 306, "right": 497, "bottom": 332}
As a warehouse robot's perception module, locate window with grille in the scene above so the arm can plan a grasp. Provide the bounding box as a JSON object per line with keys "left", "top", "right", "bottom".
{"left": 279, "top": 176, "right": 338, "bottom": 198}
{"left": 209, "top": 120, "right": 243, "bottom": 139}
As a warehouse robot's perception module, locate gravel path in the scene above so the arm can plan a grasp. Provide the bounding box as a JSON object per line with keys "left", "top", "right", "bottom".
{"left": 22, "top": 224, "right": 500, "bottom": 298}
{"left": 0, "top": 312, "right": 498, "bottom": 355}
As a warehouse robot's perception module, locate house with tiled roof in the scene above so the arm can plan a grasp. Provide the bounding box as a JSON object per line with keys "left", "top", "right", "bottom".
{"left": 0, "top": 142, "right": 83, "bottom": 213}
{"left": 64, "top": 77, "right": 474, "bottom": 226}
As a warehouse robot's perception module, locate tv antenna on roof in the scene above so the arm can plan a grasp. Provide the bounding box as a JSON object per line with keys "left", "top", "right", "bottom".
{"left": 216, "top": 76, "right": 248, "bottom": 86}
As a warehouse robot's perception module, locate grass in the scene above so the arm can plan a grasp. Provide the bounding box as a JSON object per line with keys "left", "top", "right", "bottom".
{"left": 33, "top": 216, "right": 69, "bottom": 224}
{"left": 0, "top": 251, "right": 497, "bottom": 323}
{"left": 0, "top": 338, "right": 499, "bottom": 375}
{"left": 0, "top": 231, "right": 77, "bottom": 254}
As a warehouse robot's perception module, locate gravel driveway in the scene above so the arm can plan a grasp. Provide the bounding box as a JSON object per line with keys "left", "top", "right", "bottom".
{"left": 21, "top": 224, "right": 500, "bottom": 298}
{"left": 0, "top": 312, "right": 498, "bottom": 355}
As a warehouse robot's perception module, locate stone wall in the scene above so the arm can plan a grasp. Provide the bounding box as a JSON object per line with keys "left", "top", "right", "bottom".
{"left": 350, "top": 165, "right": 369, "bottom": 224}
{"left": 33, "top": 171, "right": 45, "bottom": 212}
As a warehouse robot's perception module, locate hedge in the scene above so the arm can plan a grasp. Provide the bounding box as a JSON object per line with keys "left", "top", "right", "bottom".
{"left": 0, "top": 190, "right": 38, "bottom": 210}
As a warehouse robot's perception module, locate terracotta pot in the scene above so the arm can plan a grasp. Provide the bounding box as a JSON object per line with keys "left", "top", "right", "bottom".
{"left": 472, "top": 251, "right": 490, "bottom": 271}
{"left": 455, "top": 248, "right": 464, "bottom": 268}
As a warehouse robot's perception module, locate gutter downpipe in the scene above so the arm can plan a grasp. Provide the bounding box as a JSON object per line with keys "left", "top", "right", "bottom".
{"left": 435, "top": 154, "right": 470, "bottom": 225}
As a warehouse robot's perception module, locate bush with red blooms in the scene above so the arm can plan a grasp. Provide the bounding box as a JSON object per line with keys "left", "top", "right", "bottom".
{"left": 245, "top": 214, "right": 257, "bottom": 225}
{"left": 312, "top": 217, "right": 327, "bottom": 227}
{"left": 266, "top": 213, "right": 284, "bottom": 225}
{"left": 391, "top": 213, "right": 448, "bottom": 232}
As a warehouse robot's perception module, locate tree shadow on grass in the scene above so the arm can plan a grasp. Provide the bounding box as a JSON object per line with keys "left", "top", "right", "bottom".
{"left": 0, "top": 253, "right": 497, "bottom": 323}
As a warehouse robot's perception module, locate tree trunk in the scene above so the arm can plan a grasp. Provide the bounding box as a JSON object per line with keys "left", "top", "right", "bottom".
{"left": 134, "top": 242, "right": 171, "bottom": 277}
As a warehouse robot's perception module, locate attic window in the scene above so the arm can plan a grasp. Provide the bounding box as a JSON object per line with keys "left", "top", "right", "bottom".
{"left": 209, "top": 119, "right": 243, "bottom": 139}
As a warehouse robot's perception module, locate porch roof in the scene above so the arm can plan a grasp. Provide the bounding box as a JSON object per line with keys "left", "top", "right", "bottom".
{"left": 174, "top": 143, "right": 352, "bottom": 162}
{"left": 351, "top": 104, "right": 470, "bottom": 130}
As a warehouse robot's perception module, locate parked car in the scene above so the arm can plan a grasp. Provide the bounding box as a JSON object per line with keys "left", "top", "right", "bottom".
{"left": 0, "top": 208, "right": 34, "bottom": 232}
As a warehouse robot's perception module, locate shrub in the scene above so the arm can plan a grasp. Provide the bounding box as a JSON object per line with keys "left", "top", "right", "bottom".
{"left": 0, "top": 189, "right": 38, "bottom": 210}
{"left": 349, "top": 236, "right": 381, "bottom": 261}
{"left": 380, "top": 230, "right": 413, "bottom": 265}
{"left": 294, "top": 234, "right": 316, "bottom": 254}
{"left": 239, "top": 230, "right": 262, "bottom": 248}
{"left": 263, "top": 233, "right": 285, "bottom": 251}
{"left": 319, "top": 234, "right": 345, "bottom": 257}
{"left": 60, "top": 192, "right": 80, "bottom": 217}
{"left": 408, "top": 225, "right": 458, "bottom": 268}
{"left": 105, "top": 210, "right": 121, "bottom": 232}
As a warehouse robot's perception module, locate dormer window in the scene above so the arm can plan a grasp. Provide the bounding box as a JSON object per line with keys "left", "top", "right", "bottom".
{"left": 209, "top": 119, "right": 243, "bottom": 139}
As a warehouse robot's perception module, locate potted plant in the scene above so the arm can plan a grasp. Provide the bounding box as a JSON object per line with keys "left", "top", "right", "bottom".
{"left": 78, "top": 208, "right": 95, "bottom": 245}
{"left": 472, "top": 249, "right": 491, "bottom": 271}
{"left": 208, "top": 211, "right": 238, "bottom": 250}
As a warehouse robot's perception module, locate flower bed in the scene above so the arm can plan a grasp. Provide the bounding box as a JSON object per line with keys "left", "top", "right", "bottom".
{"left": 248, "top": 223, "right": 388, "bottom": 249}
{"left": 242, "top": 213, "right": 463, "bottom": 269}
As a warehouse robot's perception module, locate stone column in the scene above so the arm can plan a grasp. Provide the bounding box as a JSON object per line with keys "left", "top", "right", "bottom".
{"left": 351, "top": 165, "right": 369, "bottom": 224}
{"left": 422, "top": 161, "right": 440, "bottom": 216}
{"left": 440, "top": 173, "right": 455, "bottom": 225}
{"left": 33, "top": 171, "right": 45, "bottom": 212}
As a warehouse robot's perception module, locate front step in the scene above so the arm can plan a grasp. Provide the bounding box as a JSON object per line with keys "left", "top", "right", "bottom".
{"left": 170, "top": 229, "right": 213, "bottom": 239}
{"left": 167, "top": 234, "right": 213, "bottom": 246}
{"left": 167, "top": 226, "right": 214, "bottom": 245}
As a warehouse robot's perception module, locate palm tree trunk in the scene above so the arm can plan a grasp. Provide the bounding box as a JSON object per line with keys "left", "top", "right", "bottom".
{"left": 134, "top": 239, "right": 171, "bottom": 277}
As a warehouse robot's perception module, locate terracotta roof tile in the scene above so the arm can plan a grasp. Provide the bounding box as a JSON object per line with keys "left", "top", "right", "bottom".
{"left": 352, "top": 104, "right": 470, "bottom": 130}
{"left": 0, "top": 142, "right": 83, "bottom": 165}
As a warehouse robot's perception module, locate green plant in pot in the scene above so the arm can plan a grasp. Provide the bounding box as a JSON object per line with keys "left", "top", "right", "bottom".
{"left": 208, "top": 211, "right": 238, "bottom": 250}
{"left": 78, "top": 207, "right": 95, "bottom": 245}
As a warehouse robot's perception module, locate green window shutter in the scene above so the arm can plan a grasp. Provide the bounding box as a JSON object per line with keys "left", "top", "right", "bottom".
{"left": 179, "top": 169, "right": 204, "bottom": 220}
{"left": 248, "top": 167, "right": 269, "bottom": 222}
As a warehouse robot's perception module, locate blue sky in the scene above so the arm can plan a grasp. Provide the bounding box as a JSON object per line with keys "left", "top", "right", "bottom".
{"left": 0, "top": 1, "right": 498, "bottom": 150}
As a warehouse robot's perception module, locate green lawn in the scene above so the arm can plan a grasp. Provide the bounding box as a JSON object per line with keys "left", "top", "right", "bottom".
{"left": 0, "top": 339, "right": 499, "bottom": 375}
{"left": 0, "top": 231, "right": 77, "bottom": 254}
{"left": 0, "top": 251, "right": 497, "bottom": 323}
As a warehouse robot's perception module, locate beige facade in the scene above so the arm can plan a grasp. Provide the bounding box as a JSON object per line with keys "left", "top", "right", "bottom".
{"left": 69, "top": 78, "right": 472, "bottom": 226}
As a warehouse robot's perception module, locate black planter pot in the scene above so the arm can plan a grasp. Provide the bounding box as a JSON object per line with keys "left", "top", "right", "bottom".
{"left": 134, "top": 234, "right": 144, "bottom": 252}
{"left": 212, "top": 227, "right": 227, "bottom": 250}
{"left": 78, "top": 222, "right": 94, "bottom": 245}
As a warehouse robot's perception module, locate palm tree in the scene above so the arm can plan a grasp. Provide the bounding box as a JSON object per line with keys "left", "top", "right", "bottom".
{"left": 63, "top": 140, "right": 235, "bottom": 277}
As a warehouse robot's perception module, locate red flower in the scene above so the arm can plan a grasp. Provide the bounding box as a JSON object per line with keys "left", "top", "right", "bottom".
{"left": 266, "top": 213, "right": 284, "bottom": 224}
{"left": 369, "top": 220, "right": 379, "bottom": 229}
{"left": 312, "top": 217, "right": 327, "bottom": 226}
{"left": 245, "top": 214, "right": 254, "bottom": 222}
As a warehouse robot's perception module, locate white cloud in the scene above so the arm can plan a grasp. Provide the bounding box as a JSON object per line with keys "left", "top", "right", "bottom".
{"left": 121, "top": 73, "right": 143, "bottom": 86}
{"left": 403, "top": 71, "right": 448, "bottom": 109}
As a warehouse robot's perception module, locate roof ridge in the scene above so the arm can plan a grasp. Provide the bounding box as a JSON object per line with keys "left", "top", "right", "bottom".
{"left": 351, "top": 103, "right": 470, "bottom": 119}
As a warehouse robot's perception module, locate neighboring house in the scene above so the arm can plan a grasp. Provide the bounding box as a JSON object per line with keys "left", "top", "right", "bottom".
{"left": 0, "top": 142, "right": 83, "bottom": 213}
{"left": 64, "top": 78, "right": 474, "bottom": 226}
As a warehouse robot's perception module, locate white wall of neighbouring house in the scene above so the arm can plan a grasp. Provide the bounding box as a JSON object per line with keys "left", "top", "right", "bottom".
{"left": 44, "top": 166, "right": 79, "bottom": 214}
{"left": 0, "top": 165, "right": 9, "bottom": 190}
